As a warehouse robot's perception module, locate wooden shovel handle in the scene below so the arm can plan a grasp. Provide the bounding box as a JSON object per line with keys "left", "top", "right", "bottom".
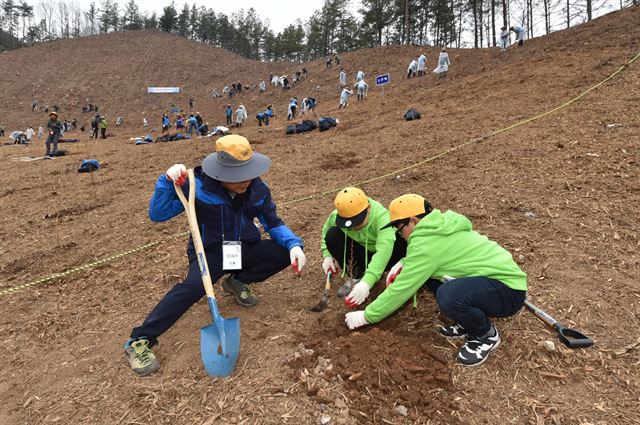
{"left": 174, "top": 169, "right": 216, "bottom": 300}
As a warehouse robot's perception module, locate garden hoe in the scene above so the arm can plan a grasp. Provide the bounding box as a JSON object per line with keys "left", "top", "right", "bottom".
{"left": 525, "top": 300, "right": 593, "bottom": 348}
{"left": 174, "top": 169, "right": 240, "bottom": 377}
{"left": 310, "top": 272, "right": 332, "bottom": 312}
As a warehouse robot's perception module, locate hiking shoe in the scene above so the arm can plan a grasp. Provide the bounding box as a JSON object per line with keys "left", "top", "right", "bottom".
{"left": 124, "top": 338, "right": 160, "bottom": 376}
{"left": 222, "top": 275, "right": 258, "bottom": 307}
{"left": 457, "top": 325, "right": 501, "bottom": 367}
{"left": 439, "top": 323, "right": 467, "bottom": 338}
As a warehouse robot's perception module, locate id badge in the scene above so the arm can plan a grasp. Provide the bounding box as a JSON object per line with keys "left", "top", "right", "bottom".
{"left": 222, "top": 241, "right": 242, "bottom": 270}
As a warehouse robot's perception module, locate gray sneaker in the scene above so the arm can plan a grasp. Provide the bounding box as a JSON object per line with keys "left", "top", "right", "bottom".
{"left": 124, "top": 338, "right": 160, "bottom": 376}
{"left": 222, "top": 275, "right": 258, "bottom": 307}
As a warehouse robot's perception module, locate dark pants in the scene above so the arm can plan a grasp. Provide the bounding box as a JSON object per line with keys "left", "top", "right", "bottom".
{"left": 130, "top": 239, "right": 290, "bottom": 346}
{"left": 226, "top": 115, "right": 232, "bottom": 125}
{"left": 100, "top": 128, "right": 106, "bottom": 139}
{"left": 426, "top": 277, "right": 526, "bottom": 338}
{"left": 92, "top": 126, "right": 98, "bottom": 138}
{"left": 45, "top": 133, "right": 60, "bottom": 155}
{"left": 257, "top": 115, "right": 269, "bottom": 126}
{"left": 324, "top": 226, "right": 406, "bottom": 279}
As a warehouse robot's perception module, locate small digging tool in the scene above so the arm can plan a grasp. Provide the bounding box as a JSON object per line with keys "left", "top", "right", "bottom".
{"left": 525, "top": 300, "right": 593, "bottom": 348}
{"left": 310, "top": 272, "right": 332, "bottom": 312}
{"left": 174, "top": 169, "right": 240, "bottom": 377}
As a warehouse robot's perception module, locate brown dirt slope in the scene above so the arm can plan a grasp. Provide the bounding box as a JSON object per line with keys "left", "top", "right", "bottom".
{"left": 1, "top": 6, "right": 639, "bottom": 425}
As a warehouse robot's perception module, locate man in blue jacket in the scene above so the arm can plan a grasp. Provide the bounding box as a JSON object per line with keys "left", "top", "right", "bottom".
{"left": 124, "top": 134, "right": 307, "bottom": 376}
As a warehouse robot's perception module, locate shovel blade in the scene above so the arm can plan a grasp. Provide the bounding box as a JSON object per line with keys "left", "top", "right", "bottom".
{"left": 200, "top": 297, "right": 240, "bottom": 377}
{"left": 309, "top": 296, "right": 329, "bottom": 312}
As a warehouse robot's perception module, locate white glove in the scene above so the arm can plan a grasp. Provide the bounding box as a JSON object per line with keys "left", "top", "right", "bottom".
{"left": 345, "top": 311, "right": 368, "bottom": 330}
{"left": 289, "top": 246, "right": 306, "bottom": 274}
{"left": 385, "top": 260, "right": 404, "bottom": 287}
{"left": 166, "top": 164, "right": 187, "bottom": 186}
{"left": 322, "top": 256, "right": 340, "bottom": 275}
{"left": 345, "top": 279, "right": 371, "bottom": 308}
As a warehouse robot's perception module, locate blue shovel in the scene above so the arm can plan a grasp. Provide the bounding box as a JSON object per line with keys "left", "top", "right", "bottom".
{"left": 174, "top": 169, "right": 240, "bottom": 377}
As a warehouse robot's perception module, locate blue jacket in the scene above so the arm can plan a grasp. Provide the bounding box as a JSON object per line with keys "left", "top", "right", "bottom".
{"left": 149, "top": 167, "right": 303, "bottom": 256}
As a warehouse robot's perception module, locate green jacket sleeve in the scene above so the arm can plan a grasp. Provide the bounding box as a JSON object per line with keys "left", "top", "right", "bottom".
{"left": 361, "top": 226, "right": 395, "bottom": 286}
{"left": 364, "top": 235, "right": 438, "bottom": 323}
{"left": 320, "top": 212, "right": 337, "bottom": 258}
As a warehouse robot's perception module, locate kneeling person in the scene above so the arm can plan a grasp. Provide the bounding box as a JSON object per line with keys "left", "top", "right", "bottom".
{"left": 124, "top": 135, "right": 307, "bottom": 376}
{"left": 345, "top": 194, "right": 527, "bottom": 367}
{"left": 321, "top": 187, "right": 406, "bottom": 306}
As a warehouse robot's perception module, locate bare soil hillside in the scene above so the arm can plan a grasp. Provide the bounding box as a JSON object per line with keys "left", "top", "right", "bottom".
{"left": 1, "top": 6, "right": 639, "bottom": 425}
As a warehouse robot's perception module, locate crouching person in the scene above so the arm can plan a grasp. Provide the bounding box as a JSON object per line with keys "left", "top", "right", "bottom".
{"left": 124, "top": 135, "right": 307, "bottom": 376}
{"left": 345, "top": 194, "right": 527, "bottom": 367}
{"left": 321, "top": 187, "right": 406, "bottom": 304}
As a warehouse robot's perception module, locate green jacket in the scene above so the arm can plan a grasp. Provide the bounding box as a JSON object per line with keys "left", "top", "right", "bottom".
{"left": 321, "top": 198, "right": 396, "bottom": 286}
{"left": 364, "top": 209, "right": 528, "bottom": 323}
{"left": 99, "top": 119, "right": 108, "bottom": 129}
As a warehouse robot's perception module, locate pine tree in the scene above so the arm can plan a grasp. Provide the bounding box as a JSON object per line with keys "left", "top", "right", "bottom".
{"left": 122, "top": 0, "right": 142, "bottom": 30}
{"left": 159, "top": 3, "right": 178, "bottom": 33}
{"left": 358, "top": 0, "right": 394, "bottom": 46}
{"left": 176, "top": 3, "right": 190, "bottom": 37}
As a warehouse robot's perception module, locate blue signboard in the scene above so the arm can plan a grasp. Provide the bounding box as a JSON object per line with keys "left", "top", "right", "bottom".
{"left": 375, "top": 74, "right": 390, "bottom": 86}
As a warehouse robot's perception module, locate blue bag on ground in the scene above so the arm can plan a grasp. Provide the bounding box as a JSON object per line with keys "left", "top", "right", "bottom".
{"left": 78, "top": 159, "right": 100, "bottom": 173}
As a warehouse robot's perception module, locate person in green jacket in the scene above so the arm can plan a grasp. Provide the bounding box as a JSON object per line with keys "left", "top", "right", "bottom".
{"left": 345, "top": 194, "right": 528, "bottom": 367}
{"left": 99, "top": 116, "right": 108, "bottom": 139}
{"left": 321, "top": 187, "right": 406, "bottom": 307}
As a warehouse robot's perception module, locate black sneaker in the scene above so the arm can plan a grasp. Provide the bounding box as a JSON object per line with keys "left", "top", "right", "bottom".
{"left": 457, "top": 325, "right": 501, "bottom": 367}
{"left": 222, "top": 275, "right": 258, "bottom": 307}
{"left": 439, "top": 323, "right": 467, "bottom": 338}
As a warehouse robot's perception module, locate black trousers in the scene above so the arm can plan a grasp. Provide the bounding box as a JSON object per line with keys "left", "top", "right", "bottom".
{"left": 426, "top": 277, "right": 526, "bottom": 338}
{"left": 324, "top": 226, "right": 406, "bottom": 279}
{"left": 130, "top": 239, "right": 290, "bottom": 345}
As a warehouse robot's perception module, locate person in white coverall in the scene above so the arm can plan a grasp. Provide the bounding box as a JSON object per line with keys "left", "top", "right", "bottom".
{"left": 499, "top": 27, "right": 510, "bottom": 51}
{"left": 339, "top": 87, "right": 353, "bottom": 109}
{"left": 510, "top": 26, "right": 526, "bottom": 46}
{"left": 355, "top": 70, "right": 365, "bottom": 83}
{"left": 417, "top": 54, "right": 427, "bottom": 76}
{"left": 407, "top": 59, "right": 417, "bottom": 78}
{"left": 235, "top": 104, "right": 247, "bottom": 127}
{"left": 339, "top": 69, "right": 347, "bottom": 87}
{"left": 433, "top": 48, "right": 450, "bottom": 78}
{"left": 354, "top": 80, "right": 368, "bottom": 101}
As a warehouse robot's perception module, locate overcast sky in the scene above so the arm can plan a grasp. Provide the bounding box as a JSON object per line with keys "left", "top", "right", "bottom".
{"left": 67, "top": 0, "right": 361, "bottom": 33}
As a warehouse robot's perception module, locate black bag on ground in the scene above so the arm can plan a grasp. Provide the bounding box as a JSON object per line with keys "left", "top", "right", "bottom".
{"left": 318, "top": 117, "right": 337, "bottom": 132}
{"left": 404, "top": 108, "right": 421, "bottom": 121}
{"left": 285, "top": 120, "right": 318, "bottom": 135}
